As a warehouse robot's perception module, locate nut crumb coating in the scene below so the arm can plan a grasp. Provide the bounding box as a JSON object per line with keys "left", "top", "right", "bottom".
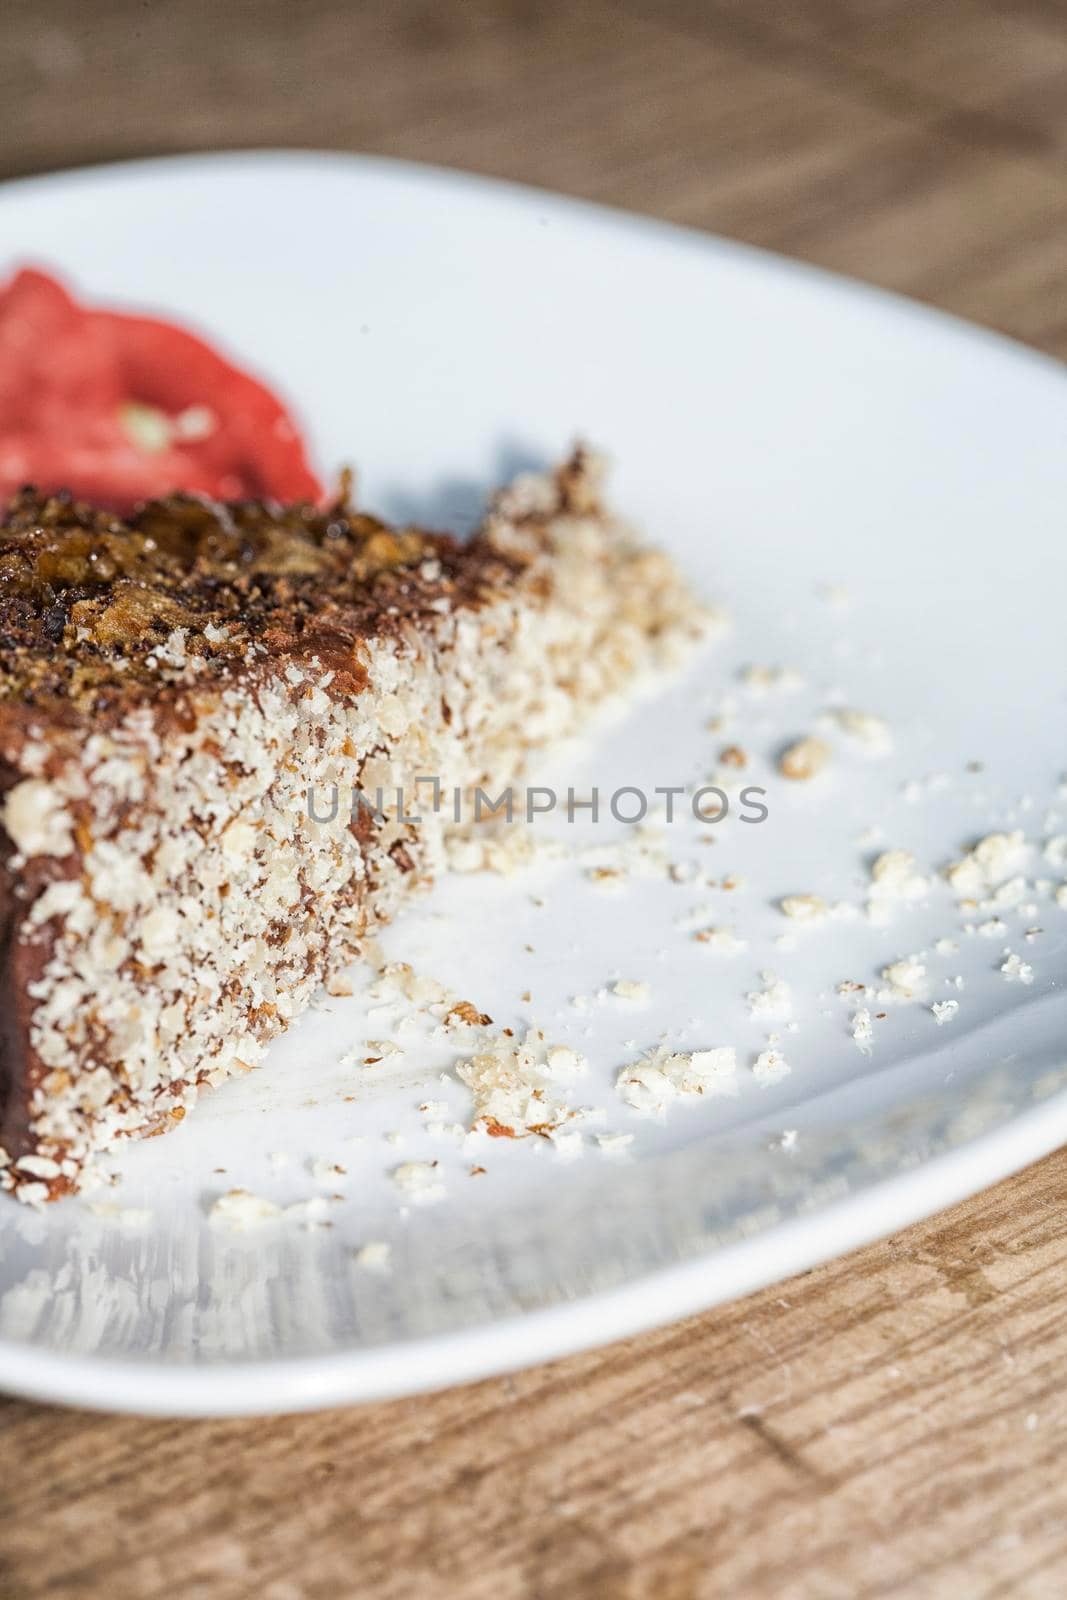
{"left": 0, "top": 450, "right": 716, "bottom": 1201}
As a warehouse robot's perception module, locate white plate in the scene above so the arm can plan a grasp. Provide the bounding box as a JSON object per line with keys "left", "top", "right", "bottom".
{"left": 1, "top": 152, "right": 1065, "bottom": 1417}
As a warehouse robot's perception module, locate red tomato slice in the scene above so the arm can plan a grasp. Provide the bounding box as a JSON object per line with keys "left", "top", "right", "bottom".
{"left": 0, "top": 266, "right": 323, "bottom": 511}
{"left": 90, "top": 311, "right": 323, "bottom": 501}
{"left": 0, "top": 269, "right": 122, "bottom": 433}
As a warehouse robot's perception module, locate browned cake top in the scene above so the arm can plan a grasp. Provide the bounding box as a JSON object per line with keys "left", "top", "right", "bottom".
{"left": 0, "top": 489, "right": 520, "bottom": 718}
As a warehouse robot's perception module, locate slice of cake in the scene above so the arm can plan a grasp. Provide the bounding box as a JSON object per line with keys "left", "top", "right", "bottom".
{"left": 0, "top": 449, "right": 711, "bottom": 1201}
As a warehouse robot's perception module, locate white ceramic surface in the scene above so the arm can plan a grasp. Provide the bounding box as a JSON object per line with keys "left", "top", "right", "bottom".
{"left": 0, "top": 152, "right": 1065, "bottom": 1417}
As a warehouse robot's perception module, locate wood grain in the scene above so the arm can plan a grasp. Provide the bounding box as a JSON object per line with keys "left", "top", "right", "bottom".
{"left": 1, "top": 2, "right": 1066, "bottom": 1595}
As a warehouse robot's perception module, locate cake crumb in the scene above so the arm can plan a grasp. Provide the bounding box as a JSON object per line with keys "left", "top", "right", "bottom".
{"left": 596, "top": 1132, "right": 635, "bottom": 1154}
{"left": 392, "top": 1161, "right": 446, "bottom": 1204}
{"left": 1043, "top": 836, "right": 1067, "bottom": 868}
{"left": 870, "top": 849, "right": 928, "bottom": 902}
{"left": 15, "top": 1154, "right": 61, "bottom": 1181}
{"left": 362, "top": 1039, "right": 401, "bottom": 1064}
{"left": 741, "top": 665, "right": 805, "bottom": 696}
{"left": 882, "top": 957, "right": 926, "bottom": 999}
{"left": 588, "top": 866, "right": 627, "bottom": 893}
{"left": 753, "top": 1048, "right": 791, "bottom": 1086}
{"left": 548, "top": 1125, "right": 584, "bottom": 1160}
{"left": 693, "top": 926, "right": 747, "bottom": 953}
{"left": 612, "top": 979, "right": 651, "bottom": 1002}
{"left": 2, "top": 778, "right": 74, "bottom": 859}
{"left": 444, "top": 1000, "right": 493, "bottom": 1030}
{"left": 616, "top": 1044, "right": 737, "bottom": 1116}
{"left": 780, "top": 894, "right": 828, "bottom": 924}
{"left": 851, "top": 1009, "right": 874, "bottom": 1055}
{"left": 457, "top": 1027, "right": 588, "bottom": 1139}
{"left": 946, "top": 831, "right": 1029, "bottom": 895}
{"left": 355, "top": 1241, "right": 392, "bottom": 1272}
{"left": 746, "top": 976, "right": 792, "bottom": 1019}
{"left": 210, "top": 1188, "right": 281, "bottom": 1230}
{"left": 779, "top": 736, "right": 830, "bottom": 781}
{"left": 833, "top": 708, "right": 891, "bottom": 754}
{"left": 989, "top": 875, "right": 1028, "bottom": 908}
{"left": 931, "top": 1000, "right": 959, "bottom": 1025}
{"left": 281, "top": 1195, "right": 333, "bottom": 1230}
{"left": 1000, "top": 952, "right": 1034, "bottom": 986}
{"left": 545, "top": 1044, "right": 586, "bottom": 1077}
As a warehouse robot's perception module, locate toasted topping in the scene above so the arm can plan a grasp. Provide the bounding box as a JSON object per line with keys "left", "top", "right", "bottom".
{"left": 0, "top": 487, "right": 517, "bottom": 712}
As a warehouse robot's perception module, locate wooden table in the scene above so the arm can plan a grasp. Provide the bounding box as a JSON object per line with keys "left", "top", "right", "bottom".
{"left": 2, "top": 3, "right": 1066, "bottom": 1594}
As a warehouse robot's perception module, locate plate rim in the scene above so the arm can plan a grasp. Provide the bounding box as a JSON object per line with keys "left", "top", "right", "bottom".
{"left": 2, "top": 1091, "right": 1065, "bottom": 1415}
{"left": 1, "top": 145, "right": 1064, "bottom": 385}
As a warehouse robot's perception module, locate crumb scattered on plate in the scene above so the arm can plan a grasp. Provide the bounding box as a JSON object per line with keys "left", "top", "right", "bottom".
{"left": 616, "top": 1045, "right": 737, "bottom": 1116}
{"left": 392, "top": 1161, "right": 447, "bottom": 1204}
{"left": 354, "top": 1241, "right": 392, "bottom": 1272}
{"left": 779, "top": 735, "right": 830, "bottom": 781}
{"left": 931, "top": 1000, "right": 959, "bottom": 1025}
